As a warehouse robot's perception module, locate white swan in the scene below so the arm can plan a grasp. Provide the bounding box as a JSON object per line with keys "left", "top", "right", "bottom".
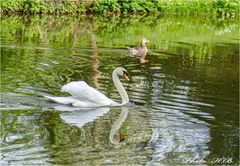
{"left": 44, "top": 67, "right": 129, "bottom": 107}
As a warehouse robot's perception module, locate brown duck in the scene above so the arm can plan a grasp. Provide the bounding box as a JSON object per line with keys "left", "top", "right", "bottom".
{"left": 128, "top": 38, "right": 150, "bottom": 58}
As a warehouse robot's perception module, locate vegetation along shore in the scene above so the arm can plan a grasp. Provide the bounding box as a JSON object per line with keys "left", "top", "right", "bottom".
{"left": 1, "top": 0, "right": 239, "bottom": 17}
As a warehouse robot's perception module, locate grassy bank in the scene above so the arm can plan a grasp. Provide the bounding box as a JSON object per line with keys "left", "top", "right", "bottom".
{"left": 0, "top": 0, "right": 239, "bottom": 17}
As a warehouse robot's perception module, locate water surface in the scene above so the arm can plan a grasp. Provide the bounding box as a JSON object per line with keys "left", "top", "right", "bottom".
{"left": 1, "top": 15, "right": 239, "bottom": 165}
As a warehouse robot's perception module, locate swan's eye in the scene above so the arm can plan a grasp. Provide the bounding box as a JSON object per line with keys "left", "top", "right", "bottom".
{"left": 123, "top": 70, "right": 128, "bottom": 76}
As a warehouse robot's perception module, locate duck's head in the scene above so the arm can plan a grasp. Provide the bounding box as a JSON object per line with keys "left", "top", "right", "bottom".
{"left": 141, "top": 38, "right": 150, "bottom": 44}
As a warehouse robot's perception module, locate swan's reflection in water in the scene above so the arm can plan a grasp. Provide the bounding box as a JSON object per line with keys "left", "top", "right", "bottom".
{"left": 54, "top": 106, "right": 110, "bottom": 128}
{"left": 109, "top": 107, "right": 128, "bottom": 144}
{"left": 54, "top": 106, "right": 129, "bottom": 145}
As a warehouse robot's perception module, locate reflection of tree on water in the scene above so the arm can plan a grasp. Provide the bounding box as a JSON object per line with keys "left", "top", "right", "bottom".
{"left": 86, "top": 16, "right": 104, "bottom": 149}
{"left": 58, "top": 16, "right": 102, "bottom": 88}
{"left": 65, "top": 20, "right": 81, "bottom": 82}
{"left": 87, "top": 17, "right": 101, "bottom": 88}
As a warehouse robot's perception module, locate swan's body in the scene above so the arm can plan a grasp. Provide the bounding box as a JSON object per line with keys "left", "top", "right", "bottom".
{"left": 45, "top": 67, "right": 129, "bottom": 108}
{"left": 128, "top": 38, "right": 150, "bottom": 58}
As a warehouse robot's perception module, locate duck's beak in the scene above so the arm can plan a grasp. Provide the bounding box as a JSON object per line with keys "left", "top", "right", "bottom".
{"left": 123, "top": 73, "right": 130, "bottom": 81}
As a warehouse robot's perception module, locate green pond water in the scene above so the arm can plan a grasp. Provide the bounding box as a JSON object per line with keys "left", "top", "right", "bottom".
{"left": 0, "top": 15, "right": 239, "bottom": 165}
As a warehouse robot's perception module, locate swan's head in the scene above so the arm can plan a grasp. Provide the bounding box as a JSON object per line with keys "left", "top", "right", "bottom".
{"left": 141, "top": 38, "right": 150, "bottom": 44}
{"left": 115, "top": 67, "right": 129, "bottom": 81}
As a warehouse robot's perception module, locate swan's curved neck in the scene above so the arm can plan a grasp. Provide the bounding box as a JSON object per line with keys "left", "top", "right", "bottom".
{"left": 112, "top": 71, "right": 129, "bottom": 105}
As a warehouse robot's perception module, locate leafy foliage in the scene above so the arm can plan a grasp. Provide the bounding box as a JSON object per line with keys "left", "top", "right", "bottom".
{"left": 89, "top": 0, "right": 239, "bottom": 17}
{"left": 0, "top": 0, "right": 88, "bottom": 14}
{"left": 0, "top": 0, "right": 239, "bottom": 16}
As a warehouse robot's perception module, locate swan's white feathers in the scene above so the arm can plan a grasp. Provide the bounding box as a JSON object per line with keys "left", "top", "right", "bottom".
{"left": 44, "top": 67, "right": 129, "bottom": 108}
{"left": 72, "top": 101, "right": 100, "bottom": 108}
{"left": 44, "top": 96, "right": 79, "bottom": 105}
{"left": 61, "top": 81, "right": 112, "bottom": 106}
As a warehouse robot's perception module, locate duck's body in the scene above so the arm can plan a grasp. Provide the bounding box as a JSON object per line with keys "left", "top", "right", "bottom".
{"left": 128, "top": 45, "right": 148, "bottom": 58}
{"left": 128, "top": 38, "right": 149, "bottom": 58}
{"left": 45, "top": 67, "right": 129, "bottom": 108}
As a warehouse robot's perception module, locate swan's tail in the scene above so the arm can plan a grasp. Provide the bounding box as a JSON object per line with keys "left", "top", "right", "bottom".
{"left": 44, "top": 95, "right": 79, "bottom": 105}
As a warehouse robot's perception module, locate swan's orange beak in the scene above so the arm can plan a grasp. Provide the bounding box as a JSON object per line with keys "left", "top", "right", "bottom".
{"left": 123, "top": 73, "right": 129, "bottom": 81}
